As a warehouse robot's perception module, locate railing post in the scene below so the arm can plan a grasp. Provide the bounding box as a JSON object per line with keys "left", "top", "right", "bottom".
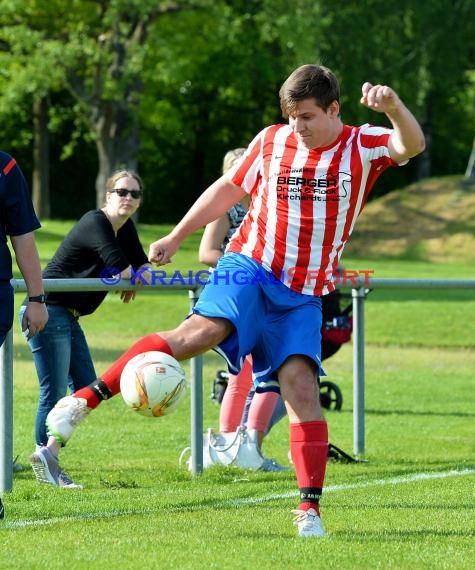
{"left": 188, "top": 289, "right": 203, "bottom": 475}
{"left": 0, "top": 328, "right": 14, "bottom": 492}
{"left": 352, "top": 287, "right": 366, "bottom": 457}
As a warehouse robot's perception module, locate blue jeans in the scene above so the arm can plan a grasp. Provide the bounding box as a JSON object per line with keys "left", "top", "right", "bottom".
{"left": 19, "top": 304, "right": 96, "bottom": 446}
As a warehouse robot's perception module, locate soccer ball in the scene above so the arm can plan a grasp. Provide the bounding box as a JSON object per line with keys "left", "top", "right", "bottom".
{"left": 120, "top": 351, "right": 186, "bottom": 417}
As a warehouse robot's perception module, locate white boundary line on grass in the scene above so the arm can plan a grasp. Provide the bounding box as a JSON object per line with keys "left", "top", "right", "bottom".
{"left": 3, "top": 467, "right": 474, "bottom": 529}
{"left": 227, "top": 466, "right": 475, "bottom": 507}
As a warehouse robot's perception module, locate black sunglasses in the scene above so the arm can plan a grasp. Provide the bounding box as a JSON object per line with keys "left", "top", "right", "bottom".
{"left": 111, "top": 188, "right": 142, "bottom": 199}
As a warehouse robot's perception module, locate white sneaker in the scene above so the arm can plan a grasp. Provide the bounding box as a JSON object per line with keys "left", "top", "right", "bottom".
{"left": 46, "top": 396, "right": 90, "bottom": 445}
{"left": 292, "top": 508, "right": 326, "bottom": 537}
{"left": 30, "top": 447, "right": 59, "bottom": 485}
{"left": 29, "top": 447, "right": 84, "bottom": 488}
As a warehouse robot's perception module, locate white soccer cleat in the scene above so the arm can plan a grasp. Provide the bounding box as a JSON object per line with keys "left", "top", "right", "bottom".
{"left": 46, "top": 396, "right": 90, "bottom": 445}
{"left": 292, "top": 508, "right": 326, "bottom": 537}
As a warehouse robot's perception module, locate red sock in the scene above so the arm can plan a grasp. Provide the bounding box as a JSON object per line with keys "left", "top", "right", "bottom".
{"left": 74, "top": 333, "right": 173, "bottom": 409}
{"left": 290, "top": 420, "right": 328, "bottom": 516}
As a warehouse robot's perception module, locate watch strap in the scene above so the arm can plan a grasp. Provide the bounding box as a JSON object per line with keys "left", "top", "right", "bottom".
{"left": 29, "top": 294, "right": 46, "bottom": 303}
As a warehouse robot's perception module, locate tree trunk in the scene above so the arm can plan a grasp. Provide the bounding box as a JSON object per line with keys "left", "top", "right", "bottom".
{"left": 94, "top": 101, "right": 140, "bottom": 209}
{"left": 94, "top": 112, "right": 114, "bottom": 209}
{"left": 465, "top": 135, "right": 475, "bottom": 181}
{"left": 32, "top": 97, "right": 50, "bottom": 218}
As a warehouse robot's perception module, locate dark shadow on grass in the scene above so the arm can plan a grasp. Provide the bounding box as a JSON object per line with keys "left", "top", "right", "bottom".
{"left": 325, "top": 407, "right": 475, "bottom": 418}
{"left": 332, "top": 502, "right": 475, "bottom": 511}
{"left": 365, "top": 408, "right": 475, "bottom": 418}
{"left": 336, "top": 528, "right": 474, "bottom": 540}
{"left": 362, "top": 289, "right": 475, "bottom": 302}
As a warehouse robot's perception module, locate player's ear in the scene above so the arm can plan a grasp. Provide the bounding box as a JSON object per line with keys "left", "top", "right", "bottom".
{"left": 328, "top": 100, "right": 340, "bottom": 118}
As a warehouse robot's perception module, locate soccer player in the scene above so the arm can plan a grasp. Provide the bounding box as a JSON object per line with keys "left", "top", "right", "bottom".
{"left": 44, "top": 64, "right": 425, "bottom": 536}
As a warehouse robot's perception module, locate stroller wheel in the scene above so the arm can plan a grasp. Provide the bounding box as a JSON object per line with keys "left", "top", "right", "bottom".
{"left": 319, "top": 380, "right": 343, "bottom": 411}
{"left": 210, "top": 370, "right": 229, "bottom": 405}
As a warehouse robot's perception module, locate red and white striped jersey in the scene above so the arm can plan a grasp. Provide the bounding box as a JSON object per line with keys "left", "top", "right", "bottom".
{"left": 227, "top": 123, "right": 398, "bottom": 295}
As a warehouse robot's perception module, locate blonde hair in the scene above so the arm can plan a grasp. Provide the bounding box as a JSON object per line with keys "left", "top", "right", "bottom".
{"left": 222, "top": 148, "right": 246, "bottom": 174}
{"left": 105, "top": 170, "right": 144, "bottom": 193}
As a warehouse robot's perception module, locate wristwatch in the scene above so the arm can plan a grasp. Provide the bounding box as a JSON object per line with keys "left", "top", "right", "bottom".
{"left": 29, "top": 294, "right": 46, "bottom": 303}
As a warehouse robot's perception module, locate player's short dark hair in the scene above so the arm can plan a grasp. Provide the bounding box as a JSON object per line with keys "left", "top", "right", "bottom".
{"left": 279, "top": 64, "right": 340, "bottom": 118}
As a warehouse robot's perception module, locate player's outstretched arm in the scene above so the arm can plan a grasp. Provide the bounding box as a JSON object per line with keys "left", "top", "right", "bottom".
{"left": 360, "top": 82, "right": 425, "bottom": 163}
{"left": 149, "top": 176, "right": 246, "bottom": 266}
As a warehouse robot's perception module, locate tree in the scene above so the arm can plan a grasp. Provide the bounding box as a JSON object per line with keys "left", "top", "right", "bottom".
{"left": 0, "top": 0, "right": 196, "bottom": 210}
{"left": 0, "top": 0, "right": 473, "bottom": 221}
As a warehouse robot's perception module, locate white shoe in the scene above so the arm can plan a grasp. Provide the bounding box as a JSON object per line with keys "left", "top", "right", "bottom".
{"left": 46, "top": 396, "right": 90, "bottom": 445}
{"left": 292, "top": 508, "right": 326, "bottom": 537}
{"left": 29, "top": 447, "right": 84, "bottom": 488}
{"left": 30, "top": 447, "right": 59, "bottom": 485}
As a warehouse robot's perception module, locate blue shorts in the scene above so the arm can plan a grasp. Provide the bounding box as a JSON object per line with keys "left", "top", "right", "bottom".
{"left": 193, "top": 253, "right": 324, "bottom": 392}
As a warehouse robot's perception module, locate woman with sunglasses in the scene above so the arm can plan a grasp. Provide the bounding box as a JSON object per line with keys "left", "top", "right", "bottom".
{"left": 22, "top": 170, "right": 152, "bottom": 487}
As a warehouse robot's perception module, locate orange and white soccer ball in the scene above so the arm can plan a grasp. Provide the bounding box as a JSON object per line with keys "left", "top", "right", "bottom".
{"left": 120, "top": 351, "right": 186, "bottom": 417}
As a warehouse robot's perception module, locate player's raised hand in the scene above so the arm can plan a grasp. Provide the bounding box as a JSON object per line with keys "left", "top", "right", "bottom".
{"left": 360, "top": 82, "right": 401, "bottom": 114}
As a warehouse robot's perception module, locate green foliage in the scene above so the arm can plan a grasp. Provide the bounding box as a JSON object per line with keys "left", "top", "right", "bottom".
{"left": 0, "top": 0, "right": 473, "bottom": 221}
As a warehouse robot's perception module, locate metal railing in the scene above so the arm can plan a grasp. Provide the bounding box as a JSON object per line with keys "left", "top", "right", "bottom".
{"left": 1, "top": 277, "right": 474, "bottom": 492}
{"left": 1, "top": 279, "right": 203, "bottom": 492}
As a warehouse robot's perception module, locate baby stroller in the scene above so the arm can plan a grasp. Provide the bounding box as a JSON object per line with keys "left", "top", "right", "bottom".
{"left": 211, "top": 288, "right": 353, "bottom": 411}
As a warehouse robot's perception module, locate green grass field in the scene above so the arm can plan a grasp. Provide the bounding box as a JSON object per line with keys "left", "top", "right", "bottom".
{"left": 1, "top": 219, "right": 474, "bottom": 569}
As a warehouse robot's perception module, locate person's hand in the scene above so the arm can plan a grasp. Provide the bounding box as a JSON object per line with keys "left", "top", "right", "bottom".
{"left": 22, "top": 303, "right": 48, "bottom": 340}
{"left": 360, "top": 83, "right": 401, "bottom": 114}
{"left": 120, "top": 290, "right": 136, "bottom": 303}
{"left": 148, "top": 235, "right": 180, "bottom": 266}
{"left": 134, "top": 265, "right": 153, "bottom": 285}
